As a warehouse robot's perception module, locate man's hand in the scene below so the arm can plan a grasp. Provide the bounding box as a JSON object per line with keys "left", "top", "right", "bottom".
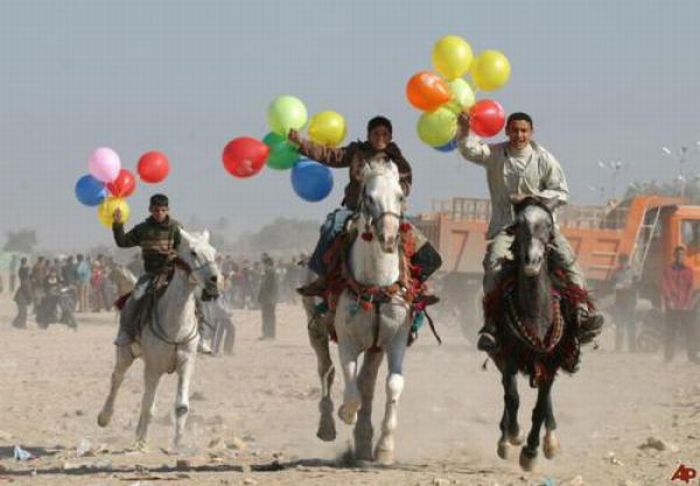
{"left": 113, "top": 207, "right": 123, "bottom": 224}
{"left": 456, "top": 113, "right": 470, "bottom": 139}
{"left": 288, "top": 129, "right": 302, "bottom": 146}
{"left": 509, "top": 193, "right": 528, "bottom": 205}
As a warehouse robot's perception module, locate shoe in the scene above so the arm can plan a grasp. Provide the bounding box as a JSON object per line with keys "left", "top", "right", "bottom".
{"left": 577, "top": 309, "right": 604, "bottom": 344}
{"left": 477, "top": 332, "right": 498, "bottom": 352}
{"left": 297, "top": 277, "right": 327, "bottom": 297}
{"left": 416, "top": 293, "right": 440, "bottom": 306}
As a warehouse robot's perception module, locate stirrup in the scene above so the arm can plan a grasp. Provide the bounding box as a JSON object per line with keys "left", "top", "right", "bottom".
{"left": 477, "top": 332, "right": 498, "bottom": 352}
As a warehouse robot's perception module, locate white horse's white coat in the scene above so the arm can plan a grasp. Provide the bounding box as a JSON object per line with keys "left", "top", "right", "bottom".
{"left": 334, "top": 160, "right": 411, "bottom": 464}
{"left": 97, "top": 230, "right": 221, "bottom": 449}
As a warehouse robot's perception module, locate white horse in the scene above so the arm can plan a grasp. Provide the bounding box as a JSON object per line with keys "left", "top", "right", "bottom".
{"left": 334, "top": 159, "right": 411, "bottom": 464}
{"left": 97, "top": 230, "right": 221, "bottom": 449}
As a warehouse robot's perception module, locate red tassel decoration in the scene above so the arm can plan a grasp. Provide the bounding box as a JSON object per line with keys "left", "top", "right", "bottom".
{"left": 361, "top": 231, "right": 374, "bottom": 242}
{"left": 399, "top": 222, "right": 411, "bottom": 233}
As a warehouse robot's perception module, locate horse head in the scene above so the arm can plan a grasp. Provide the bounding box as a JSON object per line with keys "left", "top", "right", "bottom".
{"left": 359, "top": 157, "right": 405, "bottom": 253}
{"left": 512, "top": 197, "right": 555, "bottom": 277}
{"left": 178, "top": 229, "right": 222, "bottom": 300}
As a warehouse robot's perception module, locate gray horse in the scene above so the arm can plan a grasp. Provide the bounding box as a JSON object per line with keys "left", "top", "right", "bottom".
{"left": 486, "top": 199, "right": 600, "bottom": 471}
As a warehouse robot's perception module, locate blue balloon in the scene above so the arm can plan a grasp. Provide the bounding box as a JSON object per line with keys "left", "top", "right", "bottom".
{"left": 75, "top": 174, "right": 107, "bottom": 206}
{"left": 291, "top": 159, "right": 333, "bottom": 202}
{"left": 434, "top": 138, "right": 458, "bottom": 152}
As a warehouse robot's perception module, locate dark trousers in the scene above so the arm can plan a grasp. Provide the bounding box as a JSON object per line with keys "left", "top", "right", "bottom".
{"left": 261, "top": 303, "right": 276, "bottom": 339}
{"left": 12, "top": 302, "right": 28, "bottom": 329}
{"left": 665, "top": 309, "right": 699, "bottom": 362}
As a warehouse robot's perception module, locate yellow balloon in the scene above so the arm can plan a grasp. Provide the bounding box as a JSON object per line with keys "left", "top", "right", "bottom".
{"left": 445, "top": 78, "right": 476, "bottom": 115}
{"left": 416, "top": 107, "right": 457, "bottom": 147}
{"left": 308, "top": 111, "right": 347, "bottom": 147}
{"left": 432, "top": 35, "right": 474, "bottom": 81}
{"left": 97, "top": 196, "right": 130, "bottom": 228}
{"left": 471, "top": 50, "right": 511, "bottom": 91}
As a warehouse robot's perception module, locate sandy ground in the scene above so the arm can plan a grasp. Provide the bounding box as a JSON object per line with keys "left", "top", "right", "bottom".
{"left": 1, "top": 295, "right": 699, "bottom": 486}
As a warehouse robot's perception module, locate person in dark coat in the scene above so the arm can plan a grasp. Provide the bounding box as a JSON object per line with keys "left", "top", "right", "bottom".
{"left": 258, "top": 254, "right": 279, "bottom": 340}
{"left": 12, "top": 257, "right": 32, "bottom": 329}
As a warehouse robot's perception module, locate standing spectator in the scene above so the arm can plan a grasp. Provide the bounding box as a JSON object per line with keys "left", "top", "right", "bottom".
{"left": 9, "top": 254, "right": 18, "bottom": 293}
{"left": 91, "top": 256, "right": 106, "bottom": 312}
{"left": 12, "top": 257, "right": 32, "bottom": 329}
{"left": 30, "top": 257, "right": 48, "bottom": 306}
{"left": 258, "top": 254, "right": 279, "bottom": 340}
{"left": 611, "top": 254, "right": 638, "bottom": 352}
{"left": 661, "top": 245, "right": 699, "bottom": 363}
{"left": 76, "top": 254, "right": 91, "bottom": 313}
{"left": 62, "top": 255, "right": 78, "bottom": 287}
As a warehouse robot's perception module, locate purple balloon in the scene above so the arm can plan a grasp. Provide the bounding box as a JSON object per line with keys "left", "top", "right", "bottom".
{"left": 88, "top": 147, "right": 121, "bottom": 183}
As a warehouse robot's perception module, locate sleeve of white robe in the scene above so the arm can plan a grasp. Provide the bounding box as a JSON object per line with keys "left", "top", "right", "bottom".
{"left": 457, "top": 135, "right": 493, "bottom": 166}
{"left": 538, "top": 150, "right": 569, "bottom": 209}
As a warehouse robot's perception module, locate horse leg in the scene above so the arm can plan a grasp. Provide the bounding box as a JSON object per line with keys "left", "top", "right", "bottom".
{"left": 542, "top": 384, "right": 560, "bottom": 459}
{"left": 354, "top": 350, "right": 383, "bottom": 461}
{"left": 497, "top": 363, "right": 522, "bottom": 459}
{"left": 308, "top": 312, "right": 336, "bottom": 441}
{"left": 375, "top": 326, "right": 409, "bottom": 465}
{"left": 134, "top": 364, "right": 162, "bottom": 450}
{"left": 337, "top": 339, "right": 361, "bottom": 425}
{"left": 520, "top": 379, "right": 553, "bottom": 471}
{"left": 174, "top": 350, "right": 197, "bottom": 448}
{"left": 97, "top": 345, "right": 135, "bottom": 427}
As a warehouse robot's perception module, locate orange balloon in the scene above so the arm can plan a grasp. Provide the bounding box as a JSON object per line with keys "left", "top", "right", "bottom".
{"left": 406, "top": 71, "right": 451, "bottom": 112}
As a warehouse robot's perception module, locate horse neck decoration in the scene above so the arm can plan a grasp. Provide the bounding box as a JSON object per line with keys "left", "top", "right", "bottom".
{"left": 98, "top": 229, "right": 222, "bottom": 450}
{"left": 350, "top": 159, "right": 405, "bottom": 287}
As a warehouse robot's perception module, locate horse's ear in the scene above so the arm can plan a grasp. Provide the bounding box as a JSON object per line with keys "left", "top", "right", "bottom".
{"left": 179, "top": 229, "right": 192, "bottom": 245}
{"left": 202, "top": 229, "right": 210, "bottom": 242}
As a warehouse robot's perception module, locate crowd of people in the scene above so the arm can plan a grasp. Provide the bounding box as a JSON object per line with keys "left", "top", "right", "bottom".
{"left": 5, "top": 251, "right": 310, "bottom": 339}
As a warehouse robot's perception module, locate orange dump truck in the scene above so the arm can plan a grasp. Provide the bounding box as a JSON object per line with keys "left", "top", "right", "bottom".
{"left": 412, "top": 195, "right": 700, "bottom": 310}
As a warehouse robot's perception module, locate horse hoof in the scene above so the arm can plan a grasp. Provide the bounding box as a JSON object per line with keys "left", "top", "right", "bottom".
{"left": 543, "top": 432, "right": 560, "bottom": 459}
{"left": 354, "top": 446, "right": 373, "bottom": 462}
{"left": 338, "top": 403, "right": 359, "bottom": 425}
{"left": 97, "top": 411, "right": 110, "bottom": 428}
{"left": 374, "top": 448, "right": 394, "bottom": 465}
{"left": 519, "top": 447, "right": 538, "bottom": 472}
{"left": 497, "top": 440, "right": 511, "bottom": 460}
{"left": 316, "top": 422, "right": 337, "bottom": 442}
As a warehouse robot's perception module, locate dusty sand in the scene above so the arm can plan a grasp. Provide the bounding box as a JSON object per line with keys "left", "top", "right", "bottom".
{"left": 1, "top": 295, "right": 699, "bottom": 485}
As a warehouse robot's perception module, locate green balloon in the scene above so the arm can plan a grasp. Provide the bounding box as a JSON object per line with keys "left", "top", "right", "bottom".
{"left": 263, "top": 132, "right": 299, "bottom": 170}
{"left": 266, "top": 95, "right": 308, "bottom": 136}
{"left": 417, "top": 107, "right": 457, "bottom": 147}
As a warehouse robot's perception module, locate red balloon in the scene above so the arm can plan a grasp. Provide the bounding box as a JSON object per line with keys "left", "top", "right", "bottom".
{"left": 406, "top": 71, "right": 451, "bottom": 112}
{"left": 222, "top": 137, "right": 269, "bottom": 178}
{"left": 137, "top": 151, "right": 170, "bottom": 184}
{"left": 106, "top": 169, "right": 136, "bottom": 198}
{"left": 469, "top": 99, "right": 506, "bottom": 138}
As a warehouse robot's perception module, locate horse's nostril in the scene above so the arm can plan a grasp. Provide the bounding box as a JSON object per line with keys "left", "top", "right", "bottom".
{"left": 209, "top": 276, "right": 218, "bottom": 283}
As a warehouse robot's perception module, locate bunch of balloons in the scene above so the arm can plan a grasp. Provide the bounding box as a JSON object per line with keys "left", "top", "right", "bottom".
{"left": 221, "top": 95, "right": 336, "bottom": 202}
{"left": 75, "top": 147, "right": 171, "bottom": 227}
{"left": 406, "top": 35, "right": 511, "bottom": 152}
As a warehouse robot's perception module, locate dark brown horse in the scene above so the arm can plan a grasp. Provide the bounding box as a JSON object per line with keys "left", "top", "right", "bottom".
{"left": 485, "top": 198, "right": 598, "bottom": 471}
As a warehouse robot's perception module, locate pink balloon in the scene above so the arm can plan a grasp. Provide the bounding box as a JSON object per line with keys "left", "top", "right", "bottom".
{"left": 88, "top": 147, "right": 121, "bottom": 183}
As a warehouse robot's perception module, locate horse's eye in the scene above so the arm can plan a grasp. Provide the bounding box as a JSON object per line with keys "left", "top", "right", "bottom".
{"left": 190, "top": 251, "right": 197, "bottom": 258}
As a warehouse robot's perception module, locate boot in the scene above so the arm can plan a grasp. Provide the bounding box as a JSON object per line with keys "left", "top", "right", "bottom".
{"left": 297, "top": 276, "right": 327, "bottom": 297}
{"left": 477, "top": 319, "right": 498, "bottom": 352}
{"left": 576, "top": 307, "right": 604, "bottom": 344}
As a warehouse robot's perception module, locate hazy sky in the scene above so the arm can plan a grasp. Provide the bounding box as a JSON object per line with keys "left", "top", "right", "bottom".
{"left": 1, "top": 0, "right": 699, "bottom": 251}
